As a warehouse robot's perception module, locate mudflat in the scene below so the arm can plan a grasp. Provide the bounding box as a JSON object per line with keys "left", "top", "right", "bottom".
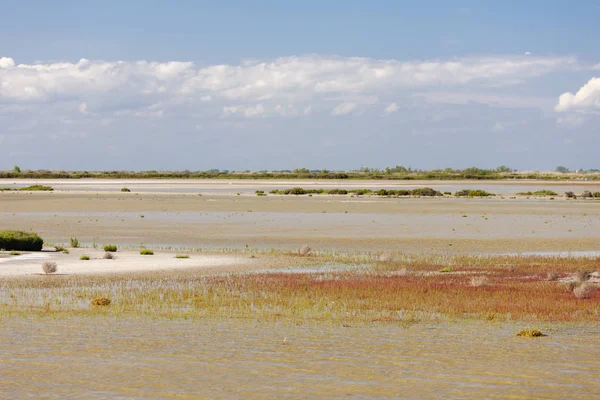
{"left": 1, "top": 179, "right": 599, "bottom": 254}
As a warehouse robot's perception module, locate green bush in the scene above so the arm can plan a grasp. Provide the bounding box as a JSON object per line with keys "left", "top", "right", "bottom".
{"left": 140, "top": 249, "right": 154, "bottom": 255}
{"left": 70, "top": 237, "right": 80, "bottom": 248}
{"left": 103, "top": 244, "right": 117, "bottom": 252}
{"left": 80, "top": 255, "right": 90, "bottom": 260}
{"left": 0, "top": 230, "right": 44, "bottom": 251}
{"left": 121, "top": 187, "right": 131, "bottom": 192}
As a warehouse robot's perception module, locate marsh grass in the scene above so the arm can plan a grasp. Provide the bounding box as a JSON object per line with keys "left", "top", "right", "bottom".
{"left": 80, "top": 255, "right": 90, "bottom": 261}
{"left": 1, "top": 253, "right": 599, "bottom": 322}
{"left": 103, "top": 245, "right": 117, "bottom": 252}
{"left": 516, "top": 329, "right": 545, "bottom": 337}
{"left": 175, "top": 254, "right": 190, "bottom": 259}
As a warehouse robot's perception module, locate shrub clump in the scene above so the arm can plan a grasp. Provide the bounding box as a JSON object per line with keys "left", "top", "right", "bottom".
{"left": 455, "top": 189, "right": 495, "bottom": 197}
{"left": 516, "top": 329, "right": 544, "bottom": 337}
{"left": 121, "top": 187, "right": 131, "bottom": 192}
{"left": 42, "top": 261, "right": 57, "bottom": 274}
{"left": 103, "top": 244, "right": 117, "bottom": 252}
{"left": 103, "top": 252, "right": 115, "bottom": 259}
{"left": 80, "top": 255, "right": 90, "bottom": 260}
{"left": 91, "top": 297, "right": 111, "bottom": 306}
{"left": 140, "top": 249, "right": 154, "bottom": 255}
{"left": 175, "top": 254, "right": 190, "bottom": 259}
{"left": 516, "top": 190, "right": 558, "bottom": 196}
{"left": 70, "top": 237, "right": 80, "bottom": 248}
{"left": 573, "top": 283, "right": 594, "bottom": 299}
{"left": 19, "top": 185, "right": 53, "bottom": 191}
{"left": 0, "top": 230, "right": 44, "bottom": 251}
{"left": 299, "top": 245, "right": 312, "bottom": 256}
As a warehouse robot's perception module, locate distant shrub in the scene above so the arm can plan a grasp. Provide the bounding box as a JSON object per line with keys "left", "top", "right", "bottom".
{"left": 91, "top": 297, "right": 111, "bottom": 306}
{"left": 411, "top": 187, "right": 442, "bottom": 197}
{"left": 326, "top": 188, "right": 348, "bottom": 195}
{"left": 175, "top": 254, "right": 190, "bottom": 259}
{"left": 80, "top": 255, "right": 90, "bottom": 260}
{"left": 42, "top": 261, "right": 57, "bottom": 274}
{"left": 103, "top": 252, "right": 115, "bottom": 260}
{"left": 19, "top": 185, "right": 53, "bottom": 191}
{"left": 0, "top": 230, "right": 44, "bottom": 251}
{"left": 140, "top": 249, "right": 154, "bottom": 255}
{"left": 70, "top": 237, "right": 80, "bottom": 248}
{"left": 55, "top": 245, "right": 69, "bottom": 254}
{"left": 103, "top": 244, "right": 117, "bottom": 252}
{"left": 299, "top": 245, "right": 312, "bottom": 256}
{"left": 121, "top": 187, "right": 131, "bottom": 192}
{"left": 580, "top": 190, "right": 593, "bottom": 198}
{"left": 10, "top": 251, "right": 21, "bottom": 256}
{"left": 255, "top": 190, "right": 265, "bottom": 196}
{"left": 439, "top": 267, "right": 453, "bottom": 273}
{"left": 564, "top": 191, "right": 576, "bottom": 199}
{"left": 516, "top": 329, "right": 544, "bottom": 337}
{"left": 455, "top": 189, "right": 495, "bottom": 197}
{"left": 516, "top": 190, "right": 558, "bottom": 196}
{"left": 593, "top": 192, "right": 600, "bottom": 198}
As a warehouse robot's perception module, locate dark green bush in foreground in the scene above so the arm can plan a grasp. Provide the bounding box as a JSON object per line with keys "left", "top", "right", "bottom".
{"left": 0, "top": 230, "right": 44, "bottom": 251}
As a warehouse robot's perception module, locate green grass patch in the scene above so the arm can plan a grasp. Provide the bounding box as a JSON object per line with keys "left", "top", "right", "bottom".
{"left": 516, "top": 190, "right": 558, "bottom": 196}
{"left": 455, "top": 189, "right": 495, "bottom": 197}
{"left": 103, "top": 244, "right": 117, "bottom": 252}
{"left": 175, "top": 254, "right": 190, "bottom": 259}
{"left": 140, "top": 249, "right": 154, "bottom": 255}
{"left": 80, "top": 255, "right": 90, "bottom": 261}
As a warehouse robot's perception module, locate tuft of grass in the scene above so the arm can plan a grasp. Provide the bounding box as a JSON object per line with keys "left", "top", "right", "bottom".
{"left": 140, "top": 249, "right": 154, "bottom": 255}
{"left": 546, "top": 272, "right": 559, "bottom": 281}
{"left": 439, "top": 267, "right": 453, "bottom": 273}
{"left": 80, "top": 255, "right": 90, "bottom": 261}
{"left": 516, "top": 329, "right": 544, "bottom": 337}
{"left": 70, "top": 237, "right": 80, "bottom": 248}
{"left": 9, "top": 251, "right": 21, "bottom": 256}
{"left": 91, "top": 297, "right": 111, "bottom": 306}
{"left": 41, "top": 261, "right": 57, "bottom": 274}
{"left": 0, "top": 230, "right": 44, "bottom": 251}
{"left": 175, "top": 254, "right": 190, "bottom": 259}
{"left": 103, "top": 244, "right": 117, "bottom": 252}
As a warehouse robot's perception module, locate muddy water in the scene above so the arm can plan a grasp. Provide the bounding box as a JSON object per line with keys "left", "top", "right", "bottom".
{"left": 0, "top": 318, "right": 598, "bottom": 399}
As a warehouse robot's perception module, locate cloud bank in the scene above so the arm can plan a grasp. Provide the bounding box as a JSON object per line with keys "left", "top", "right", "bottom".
{"left": 0, "top": 55, "right": 579, "bottom": 118}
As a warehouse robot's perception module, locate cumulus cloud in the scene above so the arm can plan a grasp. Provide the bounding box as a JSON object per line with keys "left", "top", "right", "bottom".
{"left": 555, "top": 77, "right": 600, "bottom": 113}
{"left": 384, "top": 102, "right": 399, "bottom": 113}
{"left": 0, "top": 55, "right": 577, "bottom": 105}
{"left": 331, "top": 102, "right": 357, "bottom": 116}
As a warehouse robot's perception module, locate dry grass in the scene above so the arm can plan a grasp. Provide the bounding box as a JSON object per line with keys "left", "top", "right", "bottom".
{"left": 470, "top": 276, "right": 489, "bottom": 287}
{"left": 103, "top": 252, "right": 115, "bottom": 260}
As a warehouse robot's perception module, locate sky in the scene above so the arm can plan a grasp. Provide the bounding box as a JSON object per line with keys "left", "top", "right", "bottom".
{"left": 1, "top": 0, "right": 599, "bottom": 171}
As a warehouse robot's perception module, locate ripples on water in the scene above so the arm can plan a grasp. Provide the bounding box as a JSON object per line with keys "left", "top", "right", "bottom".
{"left": 1, "top": 318, "right": 599, "bottom": 398}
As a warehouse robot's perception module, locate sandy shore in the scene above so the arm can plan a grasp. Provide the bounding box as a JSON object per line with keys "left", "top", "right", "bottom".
{"left": 0, "top": 248, "right": 256, "bottom": 277}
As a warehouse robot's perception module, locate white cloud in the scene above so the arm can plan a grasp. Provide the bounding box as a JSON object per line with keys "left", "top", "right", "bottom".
{"left": 557, "top": 114, "right": 585, "bottom": 128}
{"left": 0, "top": 55, "right": 578, "bottom": 104}
{"left": 555, "top": 77, "right": 600, "bottom": 113}
{"left": 331, "top": 102, "right": 357, "bottom": 116}
{"left": 384, "top": 102, "right": 399, "bottom": 113}
{"left": 222, "top": 104, "right": 266, "bottom": 118}
{"left": 78, "top": 102, "right": 88, "bottom": 114}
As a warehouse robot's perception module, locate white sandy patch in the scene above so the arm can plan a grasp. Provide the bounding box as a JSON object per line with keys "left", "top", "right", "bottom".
{"left": 0, "top": 249, "right": 251, "bottom": 276}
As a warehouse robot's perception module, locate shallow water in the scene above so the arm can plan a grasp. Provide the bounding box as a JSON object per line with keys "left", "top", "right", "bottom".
{"left": 1, "top": 318, "right": 598, "bottom": 399}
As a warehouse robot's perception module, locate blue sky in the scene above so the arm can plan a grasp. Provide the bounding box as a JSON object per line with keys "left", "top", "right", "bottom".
{"left": 1, "top": 0, "right": 599, "bottom": 171}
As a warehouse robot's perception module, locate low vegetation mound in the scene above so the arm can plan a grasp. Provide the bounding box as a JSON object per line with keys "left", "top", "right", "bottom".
{"left": 140, "top": 249, "right": 154, "bottom": 255}
{"left": 268, "top": 187, "right": 442, "bottom": 196}
{"left": 455, "top": 189, "right": 495, "bottom": 197}
{"left": 103, "top": 244, "right": 117, "bottom": 252}
{"left": 0, "top": 185, "right": 54, "bottom": 192}
{"left": 0, "top": 230, "right": 44, "bottom": 251}
{"left": 41, "top": 261, "right": 57, "bottom": 274}
{"left": 516, "top": 190, "right": 558, "bottom": 196}
{"left": 516, "top": 329, "right": 545, "bottom": 337}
